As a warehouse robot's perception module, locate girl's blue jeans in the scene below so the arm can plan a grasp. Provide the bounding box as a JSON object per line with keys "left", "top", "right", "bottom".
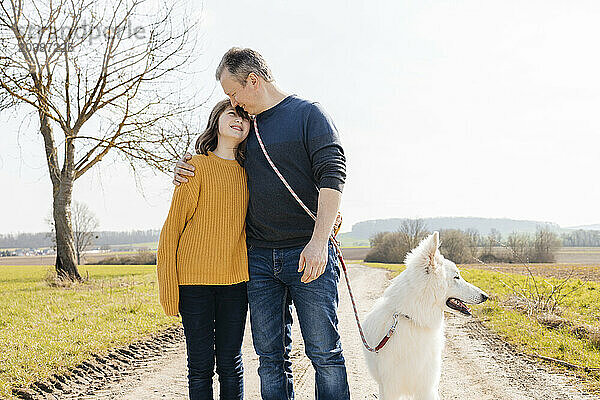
{"left": 178, "top": 282, "right": 248, "bottom": 400}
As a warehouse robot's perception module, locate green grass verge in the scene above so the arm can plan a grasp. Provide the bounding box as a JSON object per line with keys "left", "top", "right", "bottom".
{"left": 0, "top": 265, "right": 177, "bottom": 399}
{"left": 337, "top": 232, "right": 370, "bottom": 247}
{"left": 361, "top": 262, "right": 600, "bottom": 393}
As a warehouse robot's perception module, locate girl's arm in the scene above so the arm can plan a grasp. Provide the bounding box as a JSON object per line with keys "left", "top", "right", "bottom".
{"left": 156, "top": 161, "right": 201, "bottom": 316}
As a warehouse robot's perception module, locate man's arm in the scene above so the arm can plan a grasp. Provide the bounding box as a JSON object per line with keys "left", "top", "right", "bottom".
{"left": 298, "top": 102, "right": 346, "bottom": 283}
{"left": 173, "top": 152, "right": 195, "bottom": 185}
{"left": 298, "top": 188, "right": 341, "bottom": 283}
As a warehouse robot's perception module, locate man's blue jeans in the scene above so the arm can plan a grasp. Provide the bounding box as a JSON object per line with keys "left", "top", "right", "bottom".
{"left": 247, "top": 241, "right": 350, "bottom": 400}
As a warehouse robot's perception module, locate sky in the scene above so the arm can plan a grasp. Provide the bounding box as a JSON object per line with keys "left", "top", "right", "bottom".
{"left": 1, "top": 0, "right": 599, "bottom": 235}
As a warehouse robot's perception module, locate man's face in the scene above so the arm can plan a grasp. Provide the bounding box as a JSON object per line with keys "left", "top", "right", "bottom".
{"left": 220, "top": 70, "right": 258, "bottom": 115}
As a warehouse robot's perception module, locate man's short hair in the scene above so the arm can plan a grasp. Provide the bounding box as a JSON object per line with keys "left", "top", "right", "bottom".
{"left": 215, "top": 47, "right": 274, "bottom": 85}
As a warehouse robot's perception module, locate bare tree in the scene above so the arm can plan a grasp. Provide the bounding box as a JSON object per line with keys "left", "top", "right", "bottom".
{"left": 398, "top": 218, "right": 429, "bottom": 250}
{"left": 46, "top": 201, "right": 99, "bottom": 264}
{"left": 506, "top": 231, "right": 531, "bottom": 263}
{"left": 365, "top": 219, "right": 430, "bottom": 264}
{"left": 439, "top": 229, "right": 472, "bottom": 264}
{"left": 72, "top": 201, "right": 99, "bottom": 265}
{"left": 532, "top": 225, "right": 562, "bottom": 263}
{"left": 464, "top": 228, "right": 481, "bottom": 259}
{"left": 0, "top": 0, "right": 201, "bottom": 280}
{"left": 482, "top": 228, "right": 502, "bottom": 257}
{"left": 365, "top": 232, "right": 405, "bottom": 263}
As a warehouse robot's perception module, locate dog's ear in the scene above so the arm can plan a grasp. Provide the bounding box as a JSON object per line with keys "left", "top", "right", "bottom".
{"left": 425, "top": 231, "right": 440, "bottom": 274}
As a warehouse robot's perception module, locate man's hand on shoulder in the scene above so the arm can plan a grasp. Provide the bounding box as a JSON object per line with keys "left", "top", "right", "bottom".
{"left": 173, "top": 152, "right": 195, "bottom": 186}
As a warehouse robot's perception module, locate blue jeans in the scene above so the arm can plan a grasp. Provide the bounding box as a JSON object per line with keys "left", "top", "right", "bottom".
{"left": 247, "top": 242, "right": 350, "bottom": 400}
{"left": 179, "top": 283, "right": 248, "bottom": 400}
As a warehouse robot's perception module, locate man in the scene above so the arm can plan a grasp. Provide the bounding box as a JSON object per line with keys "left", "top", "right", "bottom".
{"left": 173, "top": 47, "right": 349, "bottom": 400}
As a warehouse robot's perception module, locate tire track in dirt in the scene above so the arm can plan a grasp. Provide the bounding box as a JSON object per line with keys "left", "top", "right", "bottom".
{"left": 13, "top": 326, "right": 186, "bottom": 400}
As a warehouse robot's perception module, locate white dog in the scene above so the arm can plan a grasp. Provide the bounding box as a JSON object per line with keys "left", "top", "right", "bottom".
{"left": 362, "top": 231, "right": 488, "bottom": 400}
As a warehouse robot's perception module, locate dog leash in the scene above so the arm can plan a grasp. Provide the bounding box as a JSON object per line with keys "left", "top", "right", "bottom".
{"left": 253, "top": 117, "right": 407, "bottom": 353}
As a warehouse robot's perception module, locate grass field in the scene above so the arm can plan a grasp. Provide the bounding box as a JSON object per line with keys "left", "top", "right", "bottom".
{"left": 461, "top": 262, "right": 600, "bottom": 282}
{"left": 3, "top": 259, "right": 600, "bottom": 397}
{"left": 337, "top": 232, "right": 370, "bottom": 247}
{"left": 0, "top": 250, "right": 154, "bottom": 266}
{"left": 362, "top": 262, "right": 600, "bottom": 393}
{"left": 0, "top": 265, "right": 177, "bottom": 400}
{"left": 106, "top": 242, "right": 158, "bottom": 250}
{"left": 556, "top": 247, "right": 600, "bottom": 264}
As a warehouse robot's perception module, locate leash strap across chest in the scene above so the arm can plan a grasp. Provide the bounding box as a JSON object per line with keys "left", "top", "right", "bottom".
{"left": 252, "top": 117, "right": 406, "bottom": 353}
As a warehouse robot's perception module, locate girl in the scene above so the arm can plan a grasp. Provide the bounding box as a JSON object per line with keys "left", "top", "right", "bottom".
{"left": 157, "top": 99, "right": 251, "bottom": 400}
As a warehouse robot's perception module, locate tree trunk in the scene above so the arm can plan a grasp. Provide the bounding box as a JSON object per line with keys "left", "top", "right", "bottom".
{"left": 52, "top": 151, "right": 81, "bottom": 281}
{"left": 53, "top": 188, "right": 81, "bottom": 281}
{"left": 37, "top": 99, "right": 81, "bottom": 281}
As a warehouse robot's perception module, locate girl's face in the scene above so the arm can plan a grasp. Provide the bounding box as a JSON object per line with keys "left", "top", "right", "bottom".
{"left": 217, "top": 106, "right": 250, "bottom": 143}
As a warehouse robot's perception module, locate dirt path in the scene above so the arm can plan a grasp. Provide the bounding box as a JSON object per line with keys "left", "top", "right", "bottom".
{"left": 76, "top": 264, "right": 594, "bottom": 399}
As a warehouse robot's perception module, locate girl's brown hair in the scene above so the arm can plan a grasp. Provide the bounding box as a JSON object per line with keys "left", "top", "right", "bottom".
{"left": 195, "top": 99, "right": 251, "bottom": 166}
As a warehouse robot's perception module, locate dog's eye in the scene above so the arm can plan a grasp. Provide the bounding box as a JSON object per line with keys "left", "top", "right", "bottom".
{"left": 454, "top": 276, "right": 460, "bottom": 280}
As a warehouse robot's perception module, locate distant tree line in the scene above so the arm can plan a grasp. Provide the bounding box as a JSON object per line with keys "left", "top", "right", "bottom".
{"left": 561, "top": 230, "right": 600, "bottom": 247}
{"left": 84, "top": 230, "right": 160, "bottom": 246}
{"left": 0, "top": 233, "right": 52, "bottom": 249}
{"left": 365, "top": 219, "right": 563, "bottom": 264}
{"left": 0, "top": 230, "right": 160, "bottom": 249}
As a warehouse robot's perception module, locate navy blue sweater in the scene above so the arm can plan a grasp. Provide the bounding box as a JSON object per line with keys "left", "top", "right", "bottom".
{"left": 245, "top": 95, "right": 346, "bottom": 248}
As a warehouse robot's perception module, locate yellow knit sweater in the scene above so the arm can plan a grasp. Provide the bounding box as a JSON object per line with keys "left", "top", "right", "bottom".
{"left": 156, "top": 152, "right": 249, "bottom": 316}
